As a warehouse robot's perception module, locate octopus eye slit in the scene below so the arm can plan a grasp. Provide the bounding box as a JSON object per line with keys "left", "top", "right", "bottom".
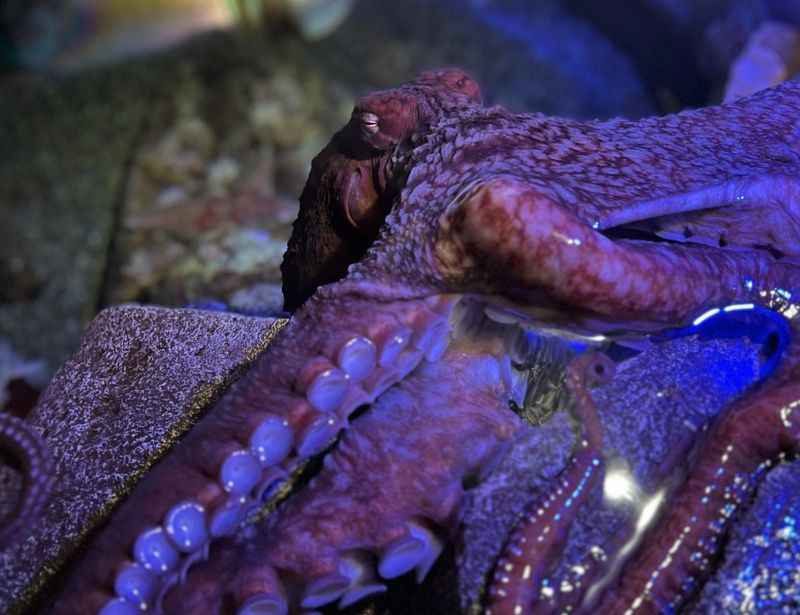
{"left": 718, "top": 235, "right": 728, "bottom": 247}
{"left": 361, "top": 112, "right": 380, "bottom": 135}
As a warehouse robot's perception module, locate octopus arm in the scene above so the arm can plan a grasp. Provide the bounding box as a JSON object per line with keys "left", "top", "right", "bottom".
{"left": 595, "top": 376, "right": 800, "bottom": 613}
{"left": 0, "top": 413, "right": 54, "bottom": 550}
{"left": 435, "top": 176, "right": 800, "bottom": 324}
{"left": 485, "top": 353, "right": 613, "bottom": 615}
{"left": 599, "top": 176, "right": 800, "bottom": 259}
{"left": 48, "top": 293, "right": 461, "bottom": 613}
{"left": 163, "top": 351, "right": 520, "bottom": 614}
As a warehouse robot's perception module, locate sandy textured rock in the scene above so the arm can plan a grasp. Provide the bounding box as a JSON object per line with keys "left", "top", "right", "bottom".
{"left": 0, "top": 305, "right": 283, "bottom": 614}
{"left": 689, "top": 459, "right": 800, "bottom": 614}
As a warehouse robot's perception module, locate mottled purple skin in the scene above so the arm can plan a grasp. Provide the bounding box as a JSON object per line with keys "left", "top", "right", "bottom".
{"left": 47, "top": 70, "right": 800, "bottom": 614}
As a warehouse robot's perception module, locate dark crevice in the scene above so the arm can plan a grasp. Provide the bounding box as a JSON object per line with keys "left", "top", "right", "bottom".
{"left": 601, "top": 226, "right": 790, "bottom": 263}
{"left": 761, "top": 331, "right": 781, "bottom": 362}
{"left": 93, "top": 105, "right": 150, "bottom": 315}
{"left": 754, "top": 244, "right": 786, "bottom": 260}
{"left": 600, "top": 226, "right": 675, "bottom": 243}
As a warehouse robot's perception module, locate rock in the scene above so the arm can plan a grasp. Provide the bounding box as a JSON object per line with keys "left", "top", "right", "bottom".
{"left": 139, "top": 117, "right": 215, "bottom": 186}
{"left": 689, "top": 460, "right": 800, "bottom": 614}
{"left": 0, "top": 305, "right": 284, "bottom": 614}
{"left": 207, "top": 157, "right": 242, "bottom": 196}
{"left": 229, "top": 282, "right": 286, "bottom": 316}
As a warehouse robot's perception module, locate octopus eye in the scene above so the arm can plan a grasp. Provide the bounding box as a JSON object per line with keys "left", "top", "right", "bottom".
{"left": 360, "top": 112, "right": 380, "bottom": 135}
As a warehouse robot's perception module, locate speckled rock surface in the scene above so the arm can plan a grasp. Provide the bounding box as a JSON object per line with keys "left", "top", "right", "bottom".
{"left": 688, "top": 459, "right": 800, "bottom": 614}
{"left": 0, "top": 305, "right": 283, "bottom": 614}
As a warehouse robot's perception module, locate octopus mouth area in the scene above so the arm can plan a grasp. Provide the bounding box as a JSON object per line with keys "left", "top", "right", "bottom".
{"left": 447, "top": 297, "right": 598, "bottom": 422}
{"left": 337, "top": 295, "right": 596, "bottom": 447}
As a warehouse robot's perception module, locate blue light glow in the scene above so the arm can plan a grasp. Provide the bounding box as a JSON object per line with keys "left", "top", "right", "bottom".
{"left": 723, "top": 303, "right": 755, "bottom": 312}
{"left": 693, "top": 308, "right": 721, "bottom": 326}
{"left": 655, "top": 303, "right": 791, "bottom": 380}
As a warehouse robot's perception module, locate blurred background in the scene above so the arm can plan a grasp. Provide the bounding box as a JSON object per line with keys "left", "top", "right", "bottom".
{"left": 1, "top": 0, "right": 799, "bottom": 416}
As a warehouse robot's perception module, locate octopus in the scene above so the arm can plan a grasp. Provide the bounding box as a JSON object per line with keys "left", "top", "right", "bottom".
{"left": 13, "top": 68, "right": 800, "bottom": 614}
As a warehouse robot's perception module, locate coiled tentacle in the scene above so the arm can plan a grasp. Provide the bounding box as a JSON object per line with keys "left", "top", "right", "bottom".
{"left": 0, "top": 413, "right": 55, "bottom": 549}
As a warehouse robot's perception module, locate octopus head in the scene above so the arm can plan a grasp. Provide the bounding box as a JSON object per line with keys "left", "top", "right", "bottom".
{"left": 281, "top": 68, "right": 481, "bottom": 311}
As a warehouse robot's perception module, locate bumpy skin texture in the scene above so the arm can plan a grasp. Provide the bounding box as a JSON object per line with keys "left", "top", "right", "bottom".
{"left": 47, "top": 70, "right": 800, "bottom": 615}
{"left": 0, "top": 414, "right": 53, "bottom": 550}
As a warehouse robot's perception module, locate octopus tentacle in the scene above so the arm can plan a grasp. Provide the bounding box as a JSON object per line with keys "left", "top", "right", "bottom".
{"left": 33, "top": 72, "right": 800, "bottom": 615}
{"left": 50, "top": 293, "right": 459, "bottom": 614}
{"left": 161, "top": 336, "right": 521, "bottom": 614}
{"left": 436, "top": 176, "right": 800, "bottom": 325}
{"left": 593, "top": 377, "right": 800, "bottom": 613}
{"left": 484, "top": 352, "right": 614, "bottom": 615}
{"left": 0, "top": 413, "right": 55, "bottom": 550}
